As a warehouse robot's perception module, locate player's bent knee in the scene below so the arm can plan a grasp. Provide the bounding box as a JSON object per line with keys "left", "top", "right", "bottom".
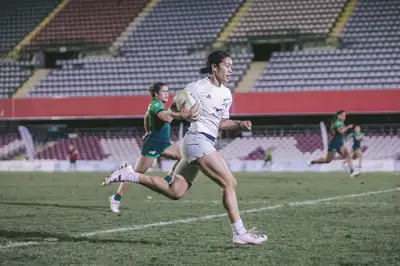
{"left": 169, "top": 175, "right": 190, "bottom": 200}
{"left": 221, "top": 176, "right": 237, "bottom": 190}
{"left": 170, "top": 190, "right": 185, "bottom": 200}
{"left": 230, "top": 177, "right": 238, "bottom": 189}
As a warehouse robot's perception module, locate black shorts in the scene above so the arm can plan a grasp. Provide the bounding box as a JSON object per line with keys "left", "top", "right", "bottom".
{"left": 69, "top": 159, "right": 77, "bottom": 164}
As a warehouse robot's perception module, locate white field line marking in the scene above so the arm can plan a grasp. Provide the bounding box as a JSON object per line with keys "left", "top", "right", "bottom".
{"left": 321, "top": 202, "right": 390, "bottom": 206}
{"left": 1, "top": 187, "right": 398, "bottom": 249}
{"left": 80, "top": 187, "right": 399, "bottom": 237}
{"left": 1, "top": 241, "right": 41, "bottom": 249}
{"left": 0, "top": 238, "right": 57, "bottom": 249}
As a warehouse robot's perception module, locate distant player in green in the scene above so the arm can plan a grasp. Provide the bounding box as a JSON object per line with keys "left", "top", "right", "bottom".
{"left": 309, "top": 110, "right": 360, "bottom": 177}
{"left": 349, "top": 125, "right": 364, "bottom": 169}
{"left": 262, "top": 147, "right": 273, "bottom": 168}
{"left": 109, "top": 82, "right": 198, "bottom": 214}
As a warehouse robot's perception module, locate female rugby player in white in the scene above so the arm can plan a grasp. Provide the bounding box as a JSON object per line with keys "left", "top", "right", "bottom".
{"left": 102, "top": 51, "right": 267, "bottom": 245}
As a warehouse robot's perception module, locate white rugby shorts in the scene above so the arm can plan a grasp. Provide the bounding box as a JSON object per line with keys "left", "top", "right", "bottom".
{"left": 174, "top": 132, "right": 216, "bottom": 184}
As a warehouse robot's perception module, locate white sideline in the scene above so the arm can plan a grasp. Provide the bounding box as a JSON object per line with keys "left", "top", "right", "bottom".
{"left": 1, "top": 187, "right": 399, "bottom": 249}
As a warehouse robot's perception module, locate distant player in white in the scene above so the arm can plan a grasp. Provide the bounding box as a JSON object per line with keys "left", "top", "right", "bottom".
{"left": 102, "top": 51, "right": 267, "bottom": 245}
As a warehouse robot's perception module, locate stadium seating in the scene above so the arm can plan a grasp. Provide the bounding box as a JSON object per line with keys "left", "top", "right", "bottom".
{"left": 341, "top": 0, "right": 400, "bottom": 48}
{"left": 26, "top": 0, "right": 148, "bottom": 51}
{"left": 1, "top": 127, "right": 398, "bottom": 162}
{"left": 28, "top": 0, "right": 252, "bottom": 97}
{"left": 100, "top": 137, "right": 141, "bottom": 163}
{"left": 4, "top": 0, "right": 399, "bottom": 97}
{"left": 253, "top": 0, "right": 400, "bottom": 92}
{"left": 36, "top": 136, "right": 107, "bottom": 160}
{"left": 0, "top": 0, "right": 62, "bottom": 55}
{"left": 0, "top": 60, "right": 36, "bottom": 98}
{"left": 220, "top": 133, "right": 400, "bottom": 162}
{"left": 0, "top": 134, "right": 24, "bottom": 159}
{"left": 219, "top": 135, "right": 325, "bottom": 162}
{"left": 33, "top": 128, "right": 181, "bottom": 162}
{"left": 229, "top": 0, "right": 347, "bottom": 42}
{"left": 253, "top": 48, "right": 400, "bottom": 92}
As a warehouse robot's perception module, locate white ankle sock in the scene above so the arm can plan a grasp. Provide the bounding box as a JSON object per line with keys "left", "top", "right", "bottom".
{"left": 125, "top": 172, "right": 140, "bottom": 183}
{"left": 232, "top": 219, "right": 247, "bottom": 236}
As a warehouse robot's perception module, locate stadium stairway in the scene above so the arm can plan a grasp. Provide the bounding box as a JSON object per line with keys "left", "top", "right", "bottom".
{"left": 214, "top": 0, "right": 251, "bottom": 43}
{"left": 329, "top": 0, "right": 357, "bottom": 37}
{"left": 236, "top": 61, "right": 266, "bottom": 92}
{"left": 110, "top": 0, "right": 161, "bottom": 54}
{"left": 9, "top": 0, "right": 70, "bottom": 57}
{"left": 13, "top": 69, "right": 51, "bottom": 98}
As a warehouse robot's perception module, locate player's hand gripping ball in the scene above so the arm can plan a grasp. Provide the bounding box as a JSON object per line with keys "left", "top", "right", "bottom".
{"left": 175, "top": 89, "right": 202, "bottom": 122}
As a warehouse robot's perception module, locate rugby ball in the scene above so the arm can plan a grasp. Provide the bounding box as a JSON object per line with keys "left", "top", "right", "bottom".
{"left": 174, "top": 89, "right": 202, "bottom": 121}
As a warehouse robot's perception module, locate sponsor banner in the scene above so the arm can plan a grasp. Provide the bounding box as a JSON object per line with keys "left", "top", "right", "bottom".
{"left": 0, "top": 159, "right": 396, "bottom": 173}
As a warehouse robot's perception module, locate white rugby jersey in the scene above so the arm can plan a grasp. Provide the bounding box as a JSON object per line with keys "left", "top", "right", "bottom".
{"left": 182, "top": 78, "right": 232, "bottom": 138}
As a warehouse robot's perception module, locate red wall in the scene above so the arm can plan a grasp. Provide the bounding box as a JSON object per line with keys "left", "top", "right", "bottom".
{"left": 0, "top": 90, "right": 398, "bottom": 120}
{"left": 232, "top": 90, "right": 400, "bottom": 115}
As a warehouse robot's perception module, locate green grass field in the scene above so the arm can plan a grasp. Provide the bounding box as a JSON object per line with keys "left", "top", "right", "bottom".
{"left": 0, "top": 172, "right": 399, "bottom": 266}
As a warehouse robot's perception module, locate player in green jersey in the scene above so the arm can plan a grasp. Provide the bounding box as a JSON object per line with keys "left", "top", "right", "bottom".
{"left": 109, "top": 82, "right": 198, "bottom": 214}
{"left": 309, "top": 110, "right": 360, "bottom": 177}
{"left": 349, "top": 125, "right": 364, "bottom": 169}
{"left": 262, "top": 147, "right": 274, "bottom": 168}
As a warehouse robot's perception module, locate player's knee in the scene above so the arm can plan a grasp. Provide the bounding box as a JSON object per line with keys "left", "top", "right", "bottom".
{"left": 232, "top": 177, "right": 238, "bottom": 189}
{"left": 221, "top": 176, "right": 237, "bottom": 191}
{"left": 170, "top": 190, "right": 185, "bottom": 200}
{"left": 169, "top": 175, "right": 189, "bottom": 200}
{"left": 169, "top": 185, "right": 187, "bottom": 200}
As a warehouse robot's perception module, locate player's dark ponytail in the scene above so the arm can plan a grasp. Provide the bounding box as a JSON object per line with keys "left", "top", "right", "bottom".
{"left": 199, "top": 50, "right": 231, "bottom": 74}
{"left": 200, "top": 66, "right": 212, "bottom": 74}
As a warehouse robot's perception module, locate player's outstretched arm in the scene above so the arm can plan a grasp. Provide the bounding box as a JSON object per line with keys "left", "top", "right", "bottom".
{"left": 338, "top": 124, "right": 354, "bottom": 134}
{"left": 167, "top": 102, "right": 182, "bottom": 120}
{"left": 220, "top": 119, "right": 252, "bottom": 131}
{"left": 157, "top": 110, "right": 174, "bottom": 124}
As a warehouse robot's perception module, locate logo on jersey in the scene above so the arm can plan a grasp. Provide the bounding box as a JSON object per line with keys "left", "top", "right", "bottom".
{"left": 222, "top": 98, "right": 231, "bottom": 108}
{"left": 149, "top": 151, "right": 156, "bottom": 155}
{"left": 214, "top": 107, "right": 224, "bottom": 115}
{"left": 206, "top": 94, "right": 212, "bottom": 99}
{"left": 213, "top": 98, "right": 232, "bottom": 116}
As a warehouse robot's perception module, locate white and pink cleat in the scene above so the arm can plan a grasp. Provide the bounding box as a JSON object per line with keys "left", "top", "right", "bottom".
{"left": 233, "top": 230, "right": 268, "bottom": 245}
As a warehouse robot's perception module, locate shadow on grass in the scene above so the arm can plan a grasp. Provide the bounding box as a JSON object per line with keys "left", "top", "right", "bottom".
{"left": 0, "top": 229, "right": 238, "bottom": 250}
{"left": 0, "top": 201, "right": 107, "bottom": 212}
{"left": 0, "top": 229, "right": 162, "bottom": 246}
